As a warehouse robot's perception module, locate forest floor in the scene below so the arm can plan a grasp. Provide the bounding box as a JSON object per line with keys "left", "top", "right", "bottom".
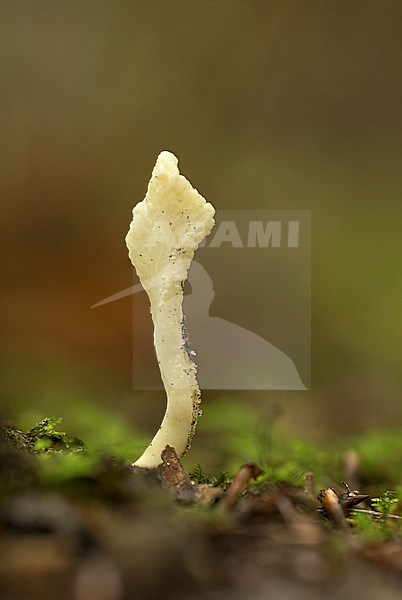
{"left": 1, "top": 418, "right": 402, "bottom": 600}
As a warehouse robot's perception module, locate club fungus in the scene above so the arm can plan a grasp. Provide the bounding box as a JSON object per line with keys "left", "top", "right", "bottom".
{"left": 126, "top": 151, "right": 215, "bottom": 468}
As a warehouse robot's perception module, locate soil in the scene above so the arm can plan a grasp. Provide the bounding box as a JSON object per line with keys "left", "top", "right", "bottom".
{"left": 1, "top": 431, "right": 402, "bottom": 600}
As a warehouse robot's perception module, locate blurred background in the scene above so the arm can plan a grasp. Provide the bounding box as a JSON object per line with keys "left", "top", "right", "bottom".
{"left": 1, "top": 0, "right": 401, "bottom": 470}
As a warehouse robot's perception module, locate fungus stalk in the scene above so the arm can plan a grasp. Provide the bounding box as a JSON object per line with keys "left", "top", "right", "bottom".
{"left": 126, "top": 151, "right": 215, "bottom": 468}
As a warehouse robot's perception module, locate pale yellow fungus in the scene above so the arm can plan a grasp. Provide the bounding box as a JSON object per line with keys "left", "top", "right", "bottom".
{"left": 126, "top": 151, "right": 215, "bottom": 468}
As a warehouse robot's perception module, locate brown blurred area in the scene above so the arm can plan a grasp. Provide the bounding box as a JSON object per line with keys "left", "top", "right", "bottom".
{"left": 1, "top": 0, "right": 402, "bottom": 440}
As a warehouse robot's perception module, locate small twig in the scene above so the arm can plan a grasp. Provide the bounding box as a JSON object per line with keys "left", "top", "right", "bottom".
{"left": 218, "top": 462, "right": 263, "bottom": 512}
{"left": 303, "top": 472, "right": 315, "bottom": 495}
{"left": 343, "top": 449, "right": 361, "bottom": 493}
{"left": 157, "top": 445, "right": 196, "bottom": 501}
{"left": 318, "top": 488, "right": 349, "bottom": 531}
{"left": 351, "top": 508, "right": 402, "bottom": 520}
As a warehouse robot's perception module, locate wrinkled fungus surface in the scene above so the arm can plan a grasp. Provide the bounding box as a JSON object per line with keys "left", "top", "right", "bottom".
{"left": 126, "top": 151, "right": 215, "bottom": 468}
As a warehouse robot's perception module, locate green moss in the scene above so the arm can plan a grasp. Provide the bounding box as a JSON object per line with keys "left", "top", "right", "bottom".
{"left": 189, "top": 463, "right": 232, "bottom": 489}
{"left": 4, "top": 417, "right": 85, "bottom": 454}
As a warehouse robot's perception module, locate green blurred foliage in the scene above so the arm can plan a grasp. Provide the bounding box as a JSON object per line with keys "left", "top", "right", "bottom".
{"left": 352, "top": 512, "right": 402, "bottom": 543}
{"left": 346, "top": 431, "right": 402, "bottom": 487}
